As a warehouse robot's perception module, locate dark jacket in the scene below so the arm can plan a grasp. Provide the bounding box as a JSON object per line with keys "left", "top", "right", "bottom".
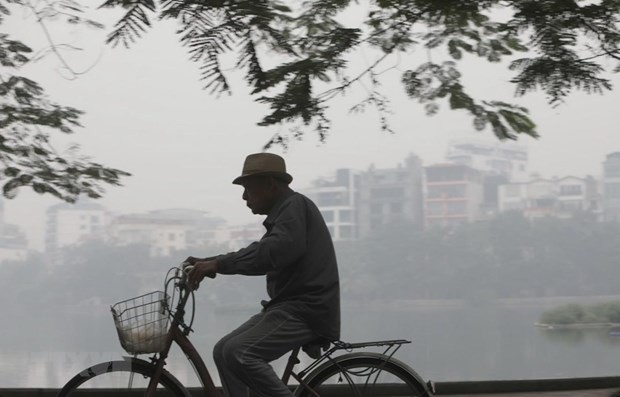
{"left": 216, "top": 190, "right": 340, "bottom": 340}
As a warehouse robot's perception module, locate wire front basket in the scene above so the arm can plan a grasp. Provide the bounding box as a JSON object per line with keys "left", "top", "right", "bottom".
{"left": 111, "top": 291, "right": 170, "bottom": 354}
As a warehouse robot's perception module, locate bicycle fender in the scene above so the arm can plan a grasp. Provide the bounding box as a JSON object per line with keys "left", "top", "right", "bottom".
{"left": 296, "top": 352, "right": 433, "bottom": 396}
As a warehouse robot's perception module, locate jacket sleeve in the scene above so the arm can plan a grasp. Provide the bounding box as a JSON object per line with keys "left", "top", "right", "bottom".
{"left": 216, "top": 196, "right": 307, "bottom": 275}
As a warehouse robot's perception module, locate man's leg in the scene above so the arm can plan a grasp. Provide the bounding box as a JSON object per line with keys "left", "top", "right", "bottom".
{"left": 213, "top": 309, "right": 316, "bottom": 397}
{"left": 214, "top": 312, "right": 263, "bottom": 397}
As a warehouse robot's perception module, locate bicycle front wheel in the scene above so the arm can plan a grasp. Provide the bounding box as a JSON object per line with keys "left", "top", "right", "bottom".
{"left": 57, "top": 358, "right": 190, "bottom": 397}
{"left": 296, "top": 352, "right": 430, "bottom": 397}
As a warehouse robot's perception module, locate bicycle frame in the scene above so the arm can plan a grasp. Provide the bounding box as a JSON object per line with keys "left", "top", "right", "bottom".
{"left": 59, "top": 264, "right": 432, "bottom": 397}
{"left": 140, "top": 272, "right": 424, "bottom": 397}
{"left": 142, "top": 283, "right": 314, "bottom": 396}
{"left": 145, "top": 286, "right": 223, "bottom": 396}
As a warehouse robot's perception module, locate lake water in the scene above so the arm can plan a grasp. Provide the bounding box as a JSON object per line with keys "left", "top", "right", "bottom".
{"left": 2, "top": 299, "right": 619, "bottom": 387}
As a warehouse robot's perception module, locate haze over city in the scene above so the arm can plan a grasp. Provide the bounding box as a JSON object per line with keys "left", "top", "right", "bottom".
{"left": 4, "top": 6, "right": 620, "bottom": 250}
{"left": 3, "top": 2, "right": 620, "bottom": 390}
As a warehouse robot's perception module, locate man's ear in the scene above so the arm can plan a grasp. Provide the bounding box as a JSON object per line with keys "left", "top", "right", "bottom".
{"left": 267, "top": 176, "right": 279, "bottom": 189}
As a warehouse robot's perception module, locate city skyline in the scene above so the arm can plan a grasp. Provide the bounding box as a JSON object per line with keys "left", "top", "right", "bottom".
{"left": 5, "top": 8, "right": 620, "bottom": 252}
{"left": 3, "top": 141, "right": 615, "bottom": 253}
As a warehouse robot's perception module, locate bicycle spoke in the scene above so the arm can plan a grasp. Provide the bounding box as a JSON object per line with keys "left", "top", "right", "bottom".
{"left": 298, "top": 354, "right": 428, "bottom": 397}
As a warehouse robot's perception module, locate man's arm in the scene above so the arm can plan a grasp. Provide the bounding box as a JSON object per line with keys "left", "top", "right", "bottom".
{"left": 217, "top": 196, "right": 308, "bottom": 274}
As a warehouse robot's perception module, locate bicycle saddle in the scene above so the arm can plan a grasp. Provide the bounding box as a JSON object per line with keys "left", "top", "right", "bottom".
{"left": 302, "top": 338, "right": 331, "bottom": 359}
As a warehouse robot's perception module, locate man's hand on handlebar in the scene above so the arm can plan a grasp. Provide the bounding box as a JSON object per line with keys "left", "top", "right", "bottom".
{"left": 186, "top": 259, "right": 218, "bottom": 291}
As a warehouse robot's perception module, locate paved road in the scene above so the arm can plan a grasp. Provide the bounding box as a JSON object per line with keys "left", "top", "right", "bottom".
{"left": 444, "top": 388, "right": 619, "bottom": 397}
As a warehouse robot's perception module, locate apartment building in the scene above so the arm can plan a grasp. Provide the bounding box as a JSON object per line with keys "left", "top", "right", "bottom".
{"left": 108, "top": 209, "right": 225, "bottom": 257}
{"left": 498, "top": 176, "right": 599, "bottom": 219}
{"left": 445, "top": 139, "right": 529, "bottom": 182}
{"left": 303, "top": 168, "right": 359, "bottom": 241}
{"left": 602, "top": 152, "right": 620, "bottom": 222}
{"left": 45, "top": 199, "right": 108, "bottom": 254}
{"left": 357, "top": 154, "right": 424, "bottom": 237}
{"left": 424, "top": 163, "right": 485, "bottom": 227}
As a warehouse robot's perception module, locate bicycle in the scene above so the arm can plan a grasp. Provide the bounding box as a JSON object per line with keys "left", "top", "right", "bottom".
{"left": 57, "top": 263, "right": 435, "bottom": 396}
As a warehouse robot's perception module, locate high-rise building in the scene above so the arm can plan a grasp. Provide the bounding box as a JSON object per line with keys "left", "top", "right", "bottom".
{"left": 357, "top": 154, "right": 424, "bottom": 237}
{"left": 445, "top": 139, "right": 529, "bottom": 182}
{"left": 303, "top": 168, "right": 359, "bottom": 241}
{"left": 424, "top": 163, "right": 485, "bottom": 227}
{"left": 602, "top": 152, "right": 620, "bottom": 222}
{"left": 45, "top": 199, "right": 108, "bottom": 255}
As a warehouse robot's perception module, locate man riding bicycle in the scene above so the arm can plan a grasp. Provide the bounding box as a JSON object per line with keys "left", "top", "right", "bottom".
{"left": 186, "top": 152, "right": 340, "bottom": 397}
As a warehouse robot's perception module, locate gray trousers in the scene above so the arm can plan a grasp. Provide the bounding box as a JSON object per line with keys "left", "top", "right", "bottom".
{"left": 213, "top": 308, "right": 317, "bottom": 397}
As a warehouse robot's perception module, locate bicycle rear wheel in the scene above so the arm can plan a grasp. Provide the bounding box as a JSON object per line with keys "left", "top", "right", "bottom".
{"left": 296, "top": 352, "right": 430, "bottom": 397}
{"left": 57, "top": 358, "right": 190, "bottom": 397}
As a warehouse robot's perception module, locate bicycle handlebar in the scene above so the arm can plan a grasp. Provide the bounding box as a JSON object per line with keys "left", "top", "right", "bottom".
{"left": 162, "top": 262, "right": 197, "bottom": 334}
{"left": 177, "top": 262, "right": 194, "bottom": 287}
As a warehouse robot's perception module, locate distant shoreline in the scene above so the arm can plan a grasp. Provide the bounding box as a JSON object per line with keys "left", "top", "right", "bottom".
{"left": 343, "top": 294, "right": 620, "bottom": 311}
{"left": 211, "top": 295, "right": 620, "bottom": 313}
{"left": 535, "top": 322, "right": 620, "bottom": 330}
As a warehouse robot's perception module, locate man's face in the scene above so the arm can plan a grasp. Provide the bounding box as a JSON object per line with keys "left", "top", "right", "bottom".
{"left": 241, "top": 177, "right": 276, "bottom": 215}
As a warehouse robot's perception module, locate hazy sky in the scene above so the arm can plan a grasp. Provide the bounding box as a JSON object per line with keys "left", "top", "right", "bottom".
{"left": 5, "top": 5, "right": 620, "bottom": 250}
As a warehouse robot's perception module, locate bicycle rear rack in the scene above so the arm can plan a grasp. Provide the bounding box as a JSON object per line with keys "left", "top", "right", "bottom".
{"left": 331, "top": 339, "right": 411, "bottom": 358}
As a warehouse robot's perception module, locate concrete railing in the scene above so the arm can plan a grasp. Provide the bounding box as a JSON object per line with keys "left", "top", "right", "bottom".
{"left": 1, "top": 376, "right": 620, "bottom": 396}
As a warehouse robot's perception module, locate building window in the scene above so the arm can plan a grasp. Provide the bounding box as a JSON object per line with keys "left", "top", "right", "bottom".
{"left": 446, "top": 201, "right": 467, "bottom": 215}
{"left": 339, "top": 225, "right": 353, "bottom": 239}
{"left": 605, "top": 165, "right": 620, "bottom": 178}
{"left": 605, "top": 182, "right": 620, "bottom": 199}
{"left": 504, "top": 185, "right": 520, "bottom": 197}
{"left": 532, "top": 198, "right": 555, "bottom": 208}
{"left": 426, "top": 167, "right": 467, "bottom": 182}
{"left": 390, "top": 202, "right": 402, "bottom": 214}
{"left": 427, "top": 185, "right": 466, "bottom": 199}
{"left": 503, "top": 202, "right": 523, "bottom": 211}
{"left": 371, "top": 187, "right": 404, "bottom": 199}
{"left": 321, "top": 210, "right": 334, "bottom": 222}
{"left": 426, "top": 202, "right": 444, "bottom": 216}
{"left": 559, "top": 185, "right": 582, "bottom": 196}
{"left": 169, "top": 233, "right": 176, "bottom": 241}
{"left": 528, "top": 183, "right": 554, "bottom": 198}
{"left": 558, "top": 200, "right": 582, "bottom": 211}
{"left": 318, "top": 192, "right": 346, "bottom": 206}
{"left": 91, "top": 215, "right": 100, "bottom": 223}
{"left": 339, "top": 210, "right": 352, "bottom": 222}
{"left": 371, "top": 204, "right": 382, "bottom": 215}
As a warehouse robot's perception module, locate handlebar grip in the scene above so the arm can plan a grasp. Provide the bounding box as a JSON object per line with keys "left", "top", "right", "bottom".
{"left": 178, "top": 262, "right": 194, "bottom": 286}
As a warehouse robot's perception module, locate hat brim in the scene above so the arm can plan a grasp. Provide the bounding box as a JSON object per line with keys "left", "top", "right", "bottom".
{"left": 232, "top": 171, "right": 293, "bottom": 185}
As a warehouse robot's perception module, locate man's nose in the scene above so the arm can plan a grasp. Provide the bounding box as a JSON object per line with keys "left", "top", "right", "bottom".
{"left": 242, "top": 189, "right": 248, "bottom": 200}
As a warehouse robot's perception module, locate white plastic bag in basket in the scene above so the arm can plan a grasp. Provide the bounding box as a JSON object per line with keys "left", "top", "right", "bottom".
{"left": 120, "top": 321, "right": 167, "bottom": 353}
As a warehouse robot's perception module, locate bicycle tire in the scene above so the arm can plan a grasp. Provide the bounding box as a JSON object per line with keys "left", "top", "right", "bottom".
{"left": 56, "top": 357, "right": 191, "bottom": 397}
{"left": 295, "top": 352, "right": 430, "bottom": 397}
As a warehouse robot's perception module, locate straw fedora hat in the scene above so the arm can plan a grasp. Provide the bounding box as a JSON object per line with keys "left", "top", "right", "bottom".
{"left": 232, "top": 153, "right": 293, "bottom": 185}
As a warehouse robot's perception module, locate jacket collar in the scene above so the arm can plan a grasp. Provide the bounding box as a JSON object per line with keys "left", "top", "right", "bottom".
{"left": 263, "top": 188, "right": 295, "bottom": 228}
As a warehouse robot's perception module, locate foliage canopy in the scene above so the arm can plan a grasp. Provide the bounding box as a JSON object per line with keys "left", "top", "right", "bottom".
{"left": 2, "top": 0, "right": 619, "bottom": 199}
{"left": 0, "top": 0, "right": 129, "bottom": 202}
{"left": 105, "top": 0, "right": 620, "bottom": 146}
